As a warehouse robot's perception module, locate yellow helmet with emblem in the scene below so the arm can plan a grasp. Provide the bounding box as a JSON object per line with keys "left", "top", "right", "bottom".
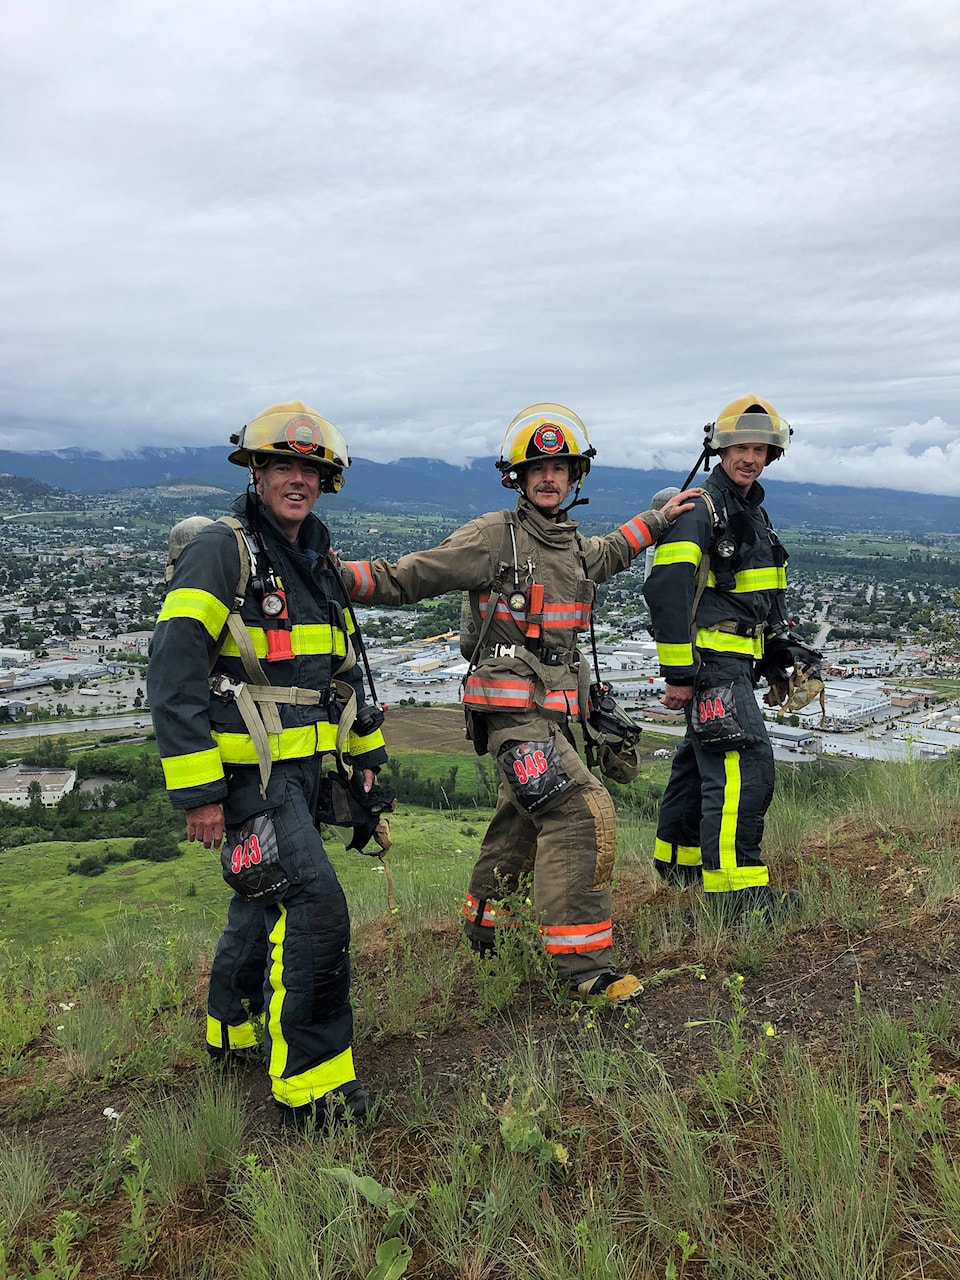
{"left": 228, "top": 400, "right": 350, "bottom": 493}
{"left": 496, "top": 402, "right": 596, "bottom": 491}
{"left": 707, "top": 395, "right": 792, "bottom": 461}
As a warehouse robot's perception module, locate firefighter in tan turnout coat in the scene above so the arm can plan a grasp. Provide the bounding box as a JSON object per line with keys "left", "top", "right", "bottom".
{"left": 340, "top": 404, "right": 696, "bottom": 1001}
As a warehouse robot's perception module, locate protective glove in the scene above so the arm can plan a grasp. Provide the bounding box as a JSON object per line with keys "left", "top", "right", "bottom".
{"left": 315, "top": 768, "right": 397, "bottom": 853}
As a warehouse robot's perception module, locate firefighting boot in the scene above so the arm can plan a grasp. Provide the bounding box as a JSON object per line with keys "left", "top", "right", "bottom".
{"left": 206, "top": 1044, "right": 260, "bottom": 1068}
{"left": 276, "top": 1081, "right": 375, "bottom": 1134}
{"left": 571, "top": 971, "right": 643, "bottom": 1004}
{"left": 655, "top": 862, "right": 703, "bottom": 889}
{"left": 709, "top": 886, "right": 803, "bottom": 923}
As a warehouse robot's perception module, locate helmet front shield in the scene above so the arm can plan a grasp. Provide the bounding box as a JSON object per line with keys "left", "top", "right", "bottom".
{"left": 711, "top": 411, "right": 791, "bottom": 453}
{"left": 496, "top": 403, "right": 595, "bottom": 489}
{"left": 228, "top": 401, "right": 350, "bottom": 491}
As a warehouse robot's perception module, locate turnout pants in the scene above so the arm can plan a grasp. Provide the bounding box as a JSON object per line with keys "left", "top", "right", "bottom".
{"left": 463, "top": 710, "right": 619, "bottom": 982}
{"left": 206, "top": 758, "right": 357, "bottom": 1108}
{"left": 654, "top": 656, "right": 774, "bottom": 895}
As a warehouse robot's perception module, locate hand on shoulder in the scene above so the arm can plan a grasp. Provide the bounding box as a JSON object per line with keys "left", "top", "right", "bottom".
{"left": 662, "top": 488, "right": 701, "bottom": 523}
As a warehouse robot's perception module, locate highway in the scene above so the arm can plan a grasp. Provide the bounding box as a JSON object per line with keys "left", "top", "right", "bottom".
{"left": 0, "top": 714, "right": 151, "bottom": 741}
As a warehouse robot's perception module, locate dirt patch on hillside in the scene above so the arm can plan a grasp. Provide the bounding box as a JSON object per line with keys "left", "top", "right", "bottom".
{"left": 381, "top": 704, "right": 474, "bottom": 753}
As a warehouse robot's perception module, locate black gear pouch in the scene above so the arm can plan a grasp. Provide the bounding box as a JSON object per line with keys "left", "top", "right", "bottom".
{"left": 690, "top": 682, "right": 749, "bottom": 751}
{"left": 497, "top": 737, "right": 575, "bottom": 813}
{"left": 221, "top": 811, "right": 292, "bottom": 904}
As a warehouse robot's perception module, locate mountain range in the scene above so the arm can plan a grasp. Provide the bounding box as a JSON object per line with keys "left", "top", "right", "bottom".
{"left": 0, "top": 445, "right": 957, "bottom": 533}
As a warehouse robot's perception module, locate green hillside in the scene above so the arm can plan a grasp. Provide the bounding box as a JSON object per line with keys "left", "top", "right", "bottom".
{"left": 2, "top": 732, "right": 960, "bottom": 1279}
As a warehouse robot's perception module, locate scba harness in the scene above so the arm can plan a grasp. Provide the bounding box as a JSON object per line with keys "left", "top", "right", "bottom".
{"left": 459, "top": 509, "right": 642, "bottom": 783}
{"left": 164, "top": 515, "right": 393, "bottom": 848}
{"left": 691, "top": 490, "right": 825, "bottom": 721}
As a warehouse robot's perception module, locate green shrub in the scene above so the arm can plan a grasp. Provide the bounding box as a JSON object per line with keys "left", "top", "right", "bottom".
{"left": 70, "top": 854, "right": 107, "bottom": 877}
{"left": 130, "top": 836, "right": 183, "bottom": 863}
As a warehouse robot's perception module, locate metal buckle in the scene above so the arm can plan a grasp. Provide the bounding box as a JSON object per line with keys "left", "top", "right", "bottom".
{"left": 210, "top": 673, "right": 244, "bottom": 700}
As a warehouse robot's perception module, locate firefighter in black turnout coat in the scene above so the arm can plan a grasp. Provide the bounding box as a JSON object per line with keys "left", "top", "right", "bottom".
{"left": 643, "top": 396, "right": 802, "bottom": 918}
{"left": 148, "top": 401, "right": 387, "bottom": 1131}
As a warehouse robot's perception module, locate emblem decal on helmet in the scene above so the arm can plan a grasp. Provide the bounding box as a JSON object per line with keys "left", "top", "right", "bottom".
{"left": 532, "top": 424, "right": 565, "bottom": 455}
{"left": 285, "top": 416, "right": 320, "bottom": 454}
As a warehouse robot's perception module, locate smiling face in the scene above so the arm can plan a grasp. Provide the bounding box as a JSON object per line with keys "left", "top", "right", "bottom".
{"left": 520, "top": 458, "right": 575, "bottom": 518}
{"left": 718, "top": 441, "right": 771, "bottom": 495}
{"left": 253, "top": 455, "right": 323, "bottom": 539}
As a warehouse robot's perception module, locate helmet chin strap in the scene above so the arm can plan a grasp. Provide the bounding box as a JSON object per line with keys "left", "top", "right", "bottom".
{"left": 559, "top": 495, "right": 589, "bottom": 517}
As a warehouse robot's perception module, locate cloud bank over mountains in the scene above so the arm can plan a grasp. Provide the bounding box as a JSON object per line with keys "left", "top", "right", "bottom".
{"left": 1, "top": 1, "right": 956, "bottom": 494}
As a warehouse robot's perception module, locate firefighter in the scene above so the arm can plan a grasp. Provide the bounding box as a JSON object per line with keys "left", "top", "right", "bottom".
{"left": 147, "top": 401, "right": 387, "bottom": 1132}
{"left": 339, "top": 404, "right": 697, "bottom": 1001}
{"left": 643, "top": 395, "right": 802, "bottom": 918}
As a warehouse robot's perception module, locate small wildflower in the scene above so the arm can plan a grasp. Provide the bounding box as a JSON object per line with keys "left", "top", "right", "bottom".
{"left": 56, "top": 1024, "right": 64, "bottom": 1031}
{"left": 58, "top": 1001, "right": 75, "bottom": 1011}
{"left": 103, "top": 1106, "right": 122, "bottom": 1122}
{"left": 762, "top": 1022, "right": 777, "bottom": 1038}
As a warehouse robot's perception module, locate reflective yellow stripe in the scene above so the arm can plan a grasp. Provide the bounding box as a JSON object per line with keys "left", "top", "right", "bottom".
{"left": 220, "top": 623, "right": 349, "bottom": 660}
{"left": 696, "top": 628, "right": 764, "bottom": 659}
{"left": 349, "top": 728, "right": 386, "bottom": 756}
{"left": 266, "top": 904, "right": 357, "bottom": 1106}
{"left": 701, "top": 752, "right": 769, "bottom": 893}
{"left": 273, "top": 1046, "right": 357, "bottom": 1108}
{"left": 157, "top": 588, "right": 229, "bottom": 640}
{"left": 267, "top": 905, "right": 289, "bottom": 1079}
{"left": 657, "top": 642, "right": 695, "bottom": 667}
{"left": 654, "top": 838, "right": 702, "bottom": 867}
{"left": 161, "top": 747, "right": 224, "bottom": 790}
{"left": 212, "top": 722, "right": 338, "bottom": 764}
{"left": 205, "top": 1014, "right": 262, "bottom": 1051}
{"left": 706, "top": 567, "right": 787, "bottom": 592}
{"left": 652, "top": 540, "right": 701, "bottom": 568}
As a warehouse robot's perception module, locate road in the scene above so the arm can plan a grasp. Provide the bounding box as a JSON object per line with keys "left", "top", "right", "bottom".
{"left": 0, "top": 713, "right": 151, "bottom": 741}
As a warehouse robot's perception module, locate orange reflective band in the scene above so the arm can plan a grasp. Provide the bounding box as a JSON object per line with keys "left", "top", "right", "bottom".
{"left": 462, "top": 893, "right": 520, "bottom": 929}
{"left": 543, "top": 688, "right": 579, "bottom": 715}
{"left": 343, "top": 560, "right": 375, "bottom": 603}
{"left": 479, "top": 593, "right": 526, "bottom": 624}
{"left": 541, "top": 920, "right": 613, "bottom": 954}
{"left": 619, "top": 516, "right": 653, "bottom": 553}
{"left": 463, "top": 675, "right": 536, "bottom": 710}
{"left": 541, "top": 602, "right": 592, "bottom": 629}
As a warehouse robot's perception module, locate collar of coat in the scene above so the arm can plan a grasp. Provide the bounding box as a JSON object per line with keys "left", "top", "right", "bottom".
{"left": 231, "top": 491, "right": 332, "bottom": 559}
{"left": 514, "top": 496, "right": 581, "bottom": 548}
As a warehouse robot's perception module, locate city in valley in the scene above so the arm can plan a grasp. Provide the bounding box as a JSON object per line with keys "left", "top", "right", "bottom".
{"left": 0, "top": 475, "right": 958, "bottom": 772}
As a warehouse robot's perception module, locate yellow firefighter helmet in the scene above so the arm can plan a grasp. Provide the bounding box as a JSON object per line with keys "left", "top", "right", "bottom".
{"left": 707, "top": 395, "right": 791, "bottom": 460}
{"left": 228, "top": 400, "right": 350, "bottom": 493}
{"left": 496, "top": 402, "right": 596, "bottom": 490}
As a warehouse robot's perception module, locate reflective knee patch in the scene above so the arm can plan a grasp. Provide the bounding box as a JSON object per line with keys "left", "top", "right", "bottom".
{"left": 497, "top": 738, "right": 575, "bottom": 813}
{"left": 586, "top": 785, "right": 617, "bottom": 888}
{"left": 222, "top": 811, "right": 291, "bottom": 903}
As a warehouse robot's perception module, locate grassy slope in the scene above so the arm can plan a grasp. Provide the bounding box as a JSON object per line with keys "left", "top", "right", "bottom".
{"left": 0, "top": 707, "right": 677, "bottom": 952}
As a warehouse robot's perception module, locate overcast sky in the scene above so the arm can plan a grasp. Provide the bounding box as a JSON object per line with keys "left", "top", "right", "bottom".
{"left": 2, "top": 0, "right": 958, "bottom": 494}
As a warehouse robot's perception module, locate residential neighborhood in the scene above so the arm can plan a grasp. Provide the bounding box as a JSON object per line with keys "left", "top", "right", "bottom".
{"left": 0, "top": 474, "right": 958, "bottom": 779}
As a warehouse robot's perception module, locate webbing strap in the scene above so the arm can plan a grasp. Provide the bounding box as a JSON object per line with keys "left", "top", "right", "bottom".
{"left": 209, "top": 520, "right": 371, "bottom": 796}
{"left": 333, "top": 678, "right": 359, "bottom": 773}
{"left": 687, "top": 491, "right": 716, "bottom": 667}
{"left": 231, "top": 683, "right": 274, "bottom": 798}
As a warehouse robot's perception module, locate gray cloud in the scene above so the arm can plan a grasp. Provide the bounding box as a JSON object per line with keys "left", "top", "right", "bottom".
{"left": 2, "top": 0, "right": 957, "bottom": 491}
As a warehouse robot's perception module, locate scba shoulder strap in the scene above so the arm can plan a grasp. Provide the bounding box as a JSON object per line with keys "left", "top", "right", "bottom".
{"left": 165, "top": 514, "right": 359, "bottom": 799}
